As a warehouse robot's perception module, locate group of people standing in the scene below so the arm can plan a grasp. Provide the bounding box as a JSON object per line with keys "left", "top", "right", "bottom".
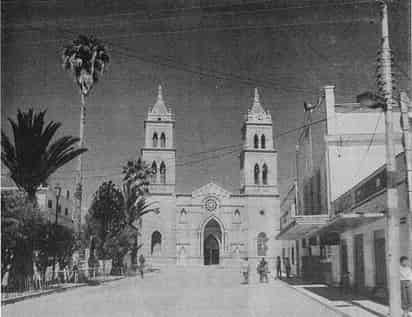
{"left": 241, "top": 256, "right": 292, "bottom": 284}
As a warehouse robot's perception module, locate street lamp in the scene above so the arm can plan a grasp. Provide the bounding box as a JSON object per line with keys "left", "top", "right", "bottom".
{"left": 54, "top": 184, "right": 62, "bottom": 225}
{"left": 52, "top": 184, "right": 62, "bottom": 280}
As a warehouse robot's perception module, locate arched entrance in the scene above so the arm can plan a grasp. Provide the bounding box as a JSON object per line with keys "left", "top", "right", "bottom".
{"left": 203, "top": 219, "right": 222, "bottom": 265}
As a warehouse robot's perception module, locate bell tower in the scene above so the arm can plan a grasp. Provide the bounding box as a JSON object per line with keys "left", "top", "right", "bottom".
{"left": 141, "top": 85, "right": 176, "bottom": 194}
{"left": 240, "top": 88, "right": 278, "bottom": 195}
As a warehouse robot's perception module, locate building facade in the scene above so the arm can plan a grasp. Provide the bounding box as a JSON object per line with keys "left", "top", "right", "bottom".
{"left": 139, "top": 86, "right": 281, "bottom": 266}
{"left": 277, "top": 86, "right": 412, "bottom": 296}
{"left": 1, "top": 175, "right": 75, "bottom": 230}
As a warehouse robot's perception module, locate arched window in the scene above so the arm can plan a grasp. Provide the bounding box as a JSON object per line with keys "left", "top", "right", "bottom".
{"left": 262, "top": 164, "right": 268, "bottom": 185}
{"left": 152, "top": 133, "right": 158, "bottom": 147}
{"left": 160, "top": 132, "right": 166, "bottom": 148}
{"left": 254, "top": 164, "right": 260, "bottom": 185}
{"left": 151, "top": 161, "right": 157, "bottom": 183}
{"left": 254, "top": 134, "right": 259, "bottom": 149}
{"left": 160, "top": 162, "right": 166, "bottom": 184}
{"left": 233, "top": 209, "right": 241, "bottom": 223}
{"left": 257, "top": 232, "right": 268, "bottom": 256}
{"left": 151, "top": 231, "right": 162, "bottom": 256}
{"left": 179, "top": 209, "right": 187, "bottom": 223}
{"left": 261, "top": 135, "right": 266, "bottom": 149}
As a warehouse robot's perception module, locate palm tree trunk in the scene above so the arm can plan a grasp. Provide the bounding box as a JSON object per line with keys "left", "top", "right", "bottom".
{"left": 75, "top": 93, "right": 86, "bottom": 235}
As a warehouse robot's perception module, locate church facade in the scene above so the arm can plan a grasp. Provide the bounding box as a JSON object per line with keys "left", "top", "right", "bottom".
{"left": 140, "top": 86, "right": 281, "bottom": 266}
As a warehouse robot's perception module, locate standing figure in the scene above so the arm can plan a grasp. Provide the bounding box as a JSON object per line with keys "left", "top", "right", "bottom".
{"left": 138, "top": 254, "right": 145, "bottom": 279}
{"left": 241, "top": 257, "right": 250, "bottom": 284}
{"left": 285, "top": 257, "right": 291, "bottom": 279}
{"left": 276, "top": 256, "right": 282, "bottom": 280}
{"left": 257, "top": 258, "right": 268, "bottom": 283}
{"left": 400, "top": 256, "right": 412, "bottom": 317}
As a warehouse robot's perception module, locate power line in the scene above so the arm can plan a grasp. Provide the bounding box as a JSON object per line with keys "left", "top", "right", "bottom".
{"left": 2, "top": 0, "right": 376, "bottom": 30}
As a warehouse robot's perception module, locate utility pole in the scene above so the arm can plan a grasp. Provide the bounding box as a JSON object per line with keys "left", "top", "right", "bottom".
{"left": 376, "top": 1, "right": 401, "bottom": 316}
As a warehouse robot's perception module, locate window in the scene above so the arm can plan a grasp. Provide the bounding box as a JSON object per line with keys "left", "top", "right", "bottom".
{"left": 262, "top": 164, "right": 268, "bottom": 185}
{"left": 151, "top": 161, "right": 157, "bottom": 183}
{"left": 291, "top": 247, "right": 295, "bottom": 265}
{"left": 160, "top": 162, "right": 166, "bottom": 184}
{"left": 254, "top": 134, "right": 259, "bottom": 149}
{"left": 257, "top": 232, "right": 268, "bottom": 256}
{"left": 152, "top": 133, "right": 158, "bottom": 147}
{"left": 65, "top": 208, "right": 68, "bottom": 216}
{"left": 48, "top": 200, "right": 52, "bottom": 208}
{"left": 151, "top": 231, "right": 162, "bottom": 256}
{"left": 160, "top": 133, "right": 166, "bottom": 148}
{"left": 302, "top": 238, "right": 306, "bottom": 248}
{"left": 66, "top": 190, "right": 70, "bottom": 199}
{"left": 261, "top": 135, "right": 266, "bottom": 149}
{"left": 254, "top": 164, "right": 260, "bottom": 185}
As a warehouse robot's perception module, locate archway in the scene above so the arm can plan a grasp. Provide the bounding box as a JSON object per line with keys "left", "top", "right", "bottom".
{"left": 151, "top": 231, "right": 162, "bottom": 256}
{"left": 203, "top": 219, "right": 222, "bottom": 265}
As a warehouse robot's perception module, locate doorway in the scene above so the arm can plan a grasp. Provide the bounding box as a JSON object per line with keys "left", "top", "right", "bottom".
{"left": 374, "top": 230, "right": 387, "bottom": 288}
{"left": 354, "top": 234, "right": 365, "bottom": 292}
{"left": 203, "top": 219, "right": 222, "bottom": 265}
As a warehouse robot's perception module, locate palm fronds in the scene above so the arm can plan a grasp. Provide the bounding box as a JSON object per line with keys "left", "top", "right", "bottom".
{"left": 62, "top": 35, "right": 109, "bottom": 96}
{"left": 1, "top": 108, "right": 87, "bottom": 200}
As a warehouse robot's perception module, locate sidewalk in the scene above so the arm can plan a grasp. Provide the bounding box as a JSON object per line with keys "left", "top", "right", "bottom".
{"left": 281, "top": 277, "right": 395, "bottom": 317}
{"left": 1, "top": 275, "right": 124, "bottom": 306}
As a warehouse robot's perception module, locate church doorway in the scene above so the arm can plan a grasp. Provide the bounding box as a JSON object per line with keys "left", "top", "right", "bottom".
{"left": 203, "top": 219, "right": 222, "bottom": 265}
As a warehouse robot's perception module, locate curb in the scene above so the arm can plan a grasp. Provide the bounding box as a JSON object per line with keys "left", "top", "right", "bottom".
{"left": 280, "top": 280, "right": 351, "bottom": 317}
{"left": 1, "top": 277, "right": 124, "bottom": 306}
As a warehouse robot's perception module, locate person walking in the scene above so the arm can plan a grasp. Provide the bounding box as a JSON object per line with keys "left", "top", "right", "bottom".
{"left": 276, "top": 256, "right": 282, "bottom": 280}
{"left": 241, "top": 257, "right": 250, "bottom": 284}
{"left": 138, "top": 254, "right": 145, "bottom": 279}
{"left": 400, "top": 256, "right": 412, "bottom": 317}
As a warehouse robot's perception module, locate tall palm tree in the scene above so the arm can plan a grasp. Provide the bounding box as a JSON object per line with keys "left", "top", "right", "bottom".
{"left": 62, "top": 35, "right": 109, "bottom": 232}
{"left": 1, "top": 109, "right": 87, "bottom": 202}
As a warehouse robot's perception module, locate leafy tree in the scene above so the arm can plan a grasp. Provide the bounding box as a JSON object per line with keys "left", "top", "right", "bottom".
{"left": 62, "top": 35, "right": 109, "bottom": 231}
{"left": 1, "top": 191, "right": 47, "bottom": 290}
{"left": 1, "top": 109, "right": 87, "bottom": 202}
{"left": 85, "top": 181, "right": 124, "bottom": 260}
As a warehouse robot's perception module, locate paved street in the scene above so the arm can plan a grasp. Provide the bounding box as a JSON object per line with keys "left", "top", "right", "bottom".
{"left": 3, "top": 266, "right": 341, "bottom": 317}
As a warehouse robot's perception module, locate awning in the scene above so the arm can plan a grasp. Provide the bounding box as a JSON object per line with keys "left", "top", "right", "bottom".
{"left": 315, "top": 212, "right": 384, "bottom": 235}
{"left": 276, "top": 215, "right": 330, "bottom": 240}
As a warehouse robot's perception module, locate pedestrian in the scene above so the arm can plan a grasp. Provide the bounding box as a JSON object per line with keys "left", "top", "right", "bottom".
{"left": 257, "top": 258, "right": 268, "bottom": 283}
{"left": 138, "top": 254, "right": 145, "bottom": 279}
{"left": 400, "top": 256, "right": 412, "bottom": 317}
{"left": 2, "top": 264, "right": 11, "bottom": 293}
{"left": 263, "top": 259, "right": 269, "bottom": 283}
{"left": 285, "top": 257, "right": 291, "bottom": 279}
{"left": 340, "top": 270, "right": 350, "bottom": 295}
{"left": 276, "top": 256, "right": 282, "bottom": 280}
{"left": 241, "top": 257, "right": 250, "bottom": 284}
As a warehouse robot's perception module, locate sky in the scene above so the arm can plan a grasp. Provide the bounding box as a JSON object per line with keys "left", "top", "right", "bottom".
{"left": 1, "top": 0, "right": 410, "bottom": 211}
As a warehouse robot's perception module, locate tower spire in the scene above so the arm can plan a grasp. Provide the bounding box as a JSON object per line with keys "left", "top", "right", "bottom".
{"left": 157, "top": 84, "right": 163, "bottom": 104}
{"left": 250, "top": 87, "right": 265, "bottom": 114}
{"left": 150, "top": 84, "right": 169, "bottom": 115}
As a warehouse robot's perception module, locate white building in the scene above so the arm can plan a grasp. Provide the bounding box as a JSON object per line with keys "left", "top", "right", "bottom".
{"left": 139, "top": 86, "right": 281, "bottom": 267}
{"left": 1, "top": 175, "right": 75, "bottom": 230}
{"left": 277, "top": 85, "right": 412, "bottom": 297}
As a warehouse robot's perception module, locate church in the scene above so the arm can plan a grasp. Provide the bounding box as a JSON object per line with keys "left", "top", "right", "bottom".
{"left": 139, "top": 86, "right": 281, "bottom": 266}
